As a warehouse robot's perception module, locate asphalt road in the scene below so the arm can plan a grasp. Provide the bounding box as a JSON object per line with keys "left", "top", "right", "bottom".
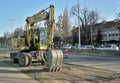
{"left": 63, "top": 53, "right": 120, "bottom": 73}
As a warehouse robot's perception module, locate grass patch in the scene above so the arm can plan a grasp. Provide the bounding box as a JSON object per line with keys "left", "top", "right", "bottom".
{"left": 69, "top": 49, "right": 120, "bottom": 56}
{"left": 79, "top": 51, "right": 112, "bottom": 55}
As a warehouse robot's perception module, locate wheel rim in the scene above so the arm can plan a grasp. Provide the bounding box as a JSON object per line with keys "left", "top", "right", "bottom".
{"left": 19, "top": 53, "right": 29, "bottom": 67}
{"left": 20, "top": 55, "right": 25, "bottom": 64}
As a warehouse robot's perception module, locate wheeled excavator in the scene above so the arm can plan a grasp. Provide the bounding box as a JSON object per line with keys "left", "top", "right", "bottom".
{"left": 10, "top": 5, "right": 63, "bottom": 72}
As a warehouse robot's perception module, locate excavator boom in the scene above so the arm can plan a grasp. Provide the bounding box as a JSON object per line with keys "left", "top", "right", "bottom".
{"left": 26, "top": 10, "right": 48, "bottom": 25}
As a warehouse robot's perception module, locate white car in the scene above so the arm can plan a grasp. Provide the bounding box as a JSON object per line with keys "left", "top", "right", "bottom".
{"left": 60, "top": 45, "right": 71, "bottom": 49}
{"left": 96, "top": 44, "right": 119, "bottom": 51}
{"left": 71, "top": 46, "right": 78, "bottom": 49}
{"left": 71, "top": 45, "right": 95, "bottom": 50}
{"left": 80, "top": 45, "right": 95, "bottom": 50}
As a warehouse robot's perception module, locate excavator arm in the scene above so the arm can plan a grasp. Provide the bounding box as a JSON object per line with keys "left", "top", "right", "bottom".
{"left": 26, "top": 5, "right": 55, "bottom": 50}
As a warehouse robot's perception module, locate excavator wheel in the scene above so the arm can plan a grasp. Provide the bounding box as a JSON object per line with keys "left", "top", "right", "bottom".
{"left": 19, "top": 53, "right": 29, "bottom": 67}
{"left": 26, "top": 53, "right": 32, "bottom": 66}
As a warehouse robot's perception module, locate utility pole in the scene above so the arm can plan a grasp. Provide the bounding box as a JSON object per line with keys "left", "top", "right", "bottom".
{"left": 8, "top": 19, "right": 16, "bottom": 37}
{"left": 78, "top": 0, "right": 81, "bottom": 51}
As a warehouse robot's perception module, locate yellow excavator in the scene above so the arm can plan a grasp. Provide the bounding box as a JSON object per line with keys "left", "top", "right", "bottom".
{"left": 10, "top": 5, "right": 63, "bottom": 72}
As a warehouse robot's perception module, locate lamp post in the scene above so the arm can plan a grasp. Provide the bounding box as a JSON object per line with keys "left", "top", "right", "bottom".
{"left": 78, "top": 0, "right": 81, "bottom": 51}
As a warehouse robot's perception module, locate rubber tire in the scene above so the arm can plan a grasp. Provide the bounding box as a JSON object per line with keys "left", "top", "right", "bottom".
{"left": 26, "top": 53, "right": 32, "bottom": 66}
{"left": 19, "top": 53, "right": 29, "bottom": 67}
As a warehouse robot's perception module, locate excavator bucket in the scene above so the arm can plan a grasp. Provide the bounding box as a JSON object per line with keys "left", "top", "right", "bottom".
{"left": 45, "top": 50, "right": 63, "bottom": 72}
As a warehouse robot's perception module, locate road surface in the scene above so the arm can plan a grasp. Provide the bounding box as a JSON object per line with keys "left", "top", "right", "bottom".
{"left": 64, "top": 53, "right": 120, "bottom": 73}
{"left": 0, "top": 60, "right": 39, "bottom": 83}
{"left": 0, "top": 48, "right": 120, "bottom": 82}
{"left": 0, "top": 48, "right": 39, "bottom": 83}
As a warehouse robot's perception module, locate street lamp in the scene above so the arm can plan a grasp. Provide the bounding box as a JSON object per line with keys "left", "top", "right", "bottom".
{"left": 78, "top": 0, "right": 81, "bottom": 51}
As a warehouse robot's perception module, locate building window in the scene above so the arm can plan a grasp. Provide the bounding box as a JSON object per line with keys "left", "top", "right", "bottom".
{"left": 116, "top": 34, "right": 118, "bottom": 36}
{"left": 112, "top": 34, "right": 114, "bottom": 36}
{"left": 109, "top": 34, "right": 111, "bottom": 36}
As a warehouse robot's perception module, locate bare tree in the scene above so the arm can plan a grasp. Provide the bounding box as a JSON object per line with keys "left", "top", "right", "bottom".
{"left": 71, "top": 4, "right": 100, "bottom": 44}
{"left": 89, "top": 10, "right": 99, "bottom": 25}
{"left": 117, "top": 12, "right": 120, "bottom": 20}
{"left": 63, "top": 6, "right": 71, "bottom": 44}
{"left": 13, "top": 26, "right": 24, "bottom": 38}
{"left": 71, "top": 4, "right": 84, "bottom": 27}
{"left": 56, "top": 6, "right": 71, "bottom": 45}
{"left": 55, "top": 15, "right": 63, "bottom": 37}
{"left": 3, "top": 31, "right": 11, "bottom": 46}
{"left": 89, "top": 10, "right": 100, "bottom": 45}
{"left": 14, "top": 28, "right": 19, "bottom": 37}
{"left": 55, "top": 15, "right": 64, "bottom": 46}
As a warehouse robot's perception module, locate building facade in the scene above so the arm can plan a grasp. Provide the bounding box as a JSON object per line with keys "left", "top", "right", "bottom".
{"left": 92, "top": 20, "right": 120, "bottom": 45}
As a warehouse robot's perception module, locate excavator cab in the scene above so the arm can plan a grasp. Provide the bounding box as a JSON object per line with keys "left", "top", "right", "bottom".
{"left": 30, "top": 27, "right": 48, "bottom": 50}
{"left": 29, "top": 27, "right": 39, "bottom": 50}
{"left": 32, "top": 28, "right": 39, "bottom": 42}
{"left": 39, "top": 28, "right": 47, "bottom": 46}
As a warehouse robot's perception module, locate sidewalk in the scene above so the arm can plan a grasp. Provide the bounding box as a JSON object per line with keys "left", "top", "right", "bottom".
{"left": 0, "top": 60, "right": 39, "bottom": 83}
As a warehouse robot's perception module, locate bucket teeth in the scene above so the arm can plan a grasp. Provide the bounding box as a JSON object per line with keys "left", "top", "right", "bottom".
{"left": 45, "top": 50, "right": 63, "bottom": 72}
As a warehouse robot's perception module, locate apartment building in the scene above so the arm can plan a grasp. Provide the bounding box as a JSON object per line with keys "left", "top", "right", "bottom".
{"left": 92, "top": 20, "right": 120, "bottom": 45}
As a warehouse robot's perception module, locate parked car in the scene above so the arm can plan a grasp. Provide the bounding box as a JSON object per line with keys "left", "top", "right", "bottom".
{"left": 96, "top": 44, "right": 119, "bottom": 51}
{"left": 71, "top": 45, "right": 95, "bottom": 50}
{"left": 60, "top": 45, "right": 71, "bottom": 49}
{"left": 81, "top": 45, "right": 95, "bottom": 50}
{"left": 71, "top": 46, "right": 78, "bottom": 49}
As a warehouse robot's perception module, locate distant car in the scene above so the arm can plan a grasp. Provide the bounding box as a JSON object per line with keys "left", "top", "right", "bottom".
{"left": 80, "top": 45, "right": 95, "bottom": 50}
{"left": 60, "top": 45, "right": 71, "bottom": 49}
{"left": 71, "top": 46, "right": 78, "bottom": 49}
{"left": 71, "top": 45, "right": 95, "bottom": 50}
{"left": 96, "top": 44, "right": 119, "bottom": 51}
